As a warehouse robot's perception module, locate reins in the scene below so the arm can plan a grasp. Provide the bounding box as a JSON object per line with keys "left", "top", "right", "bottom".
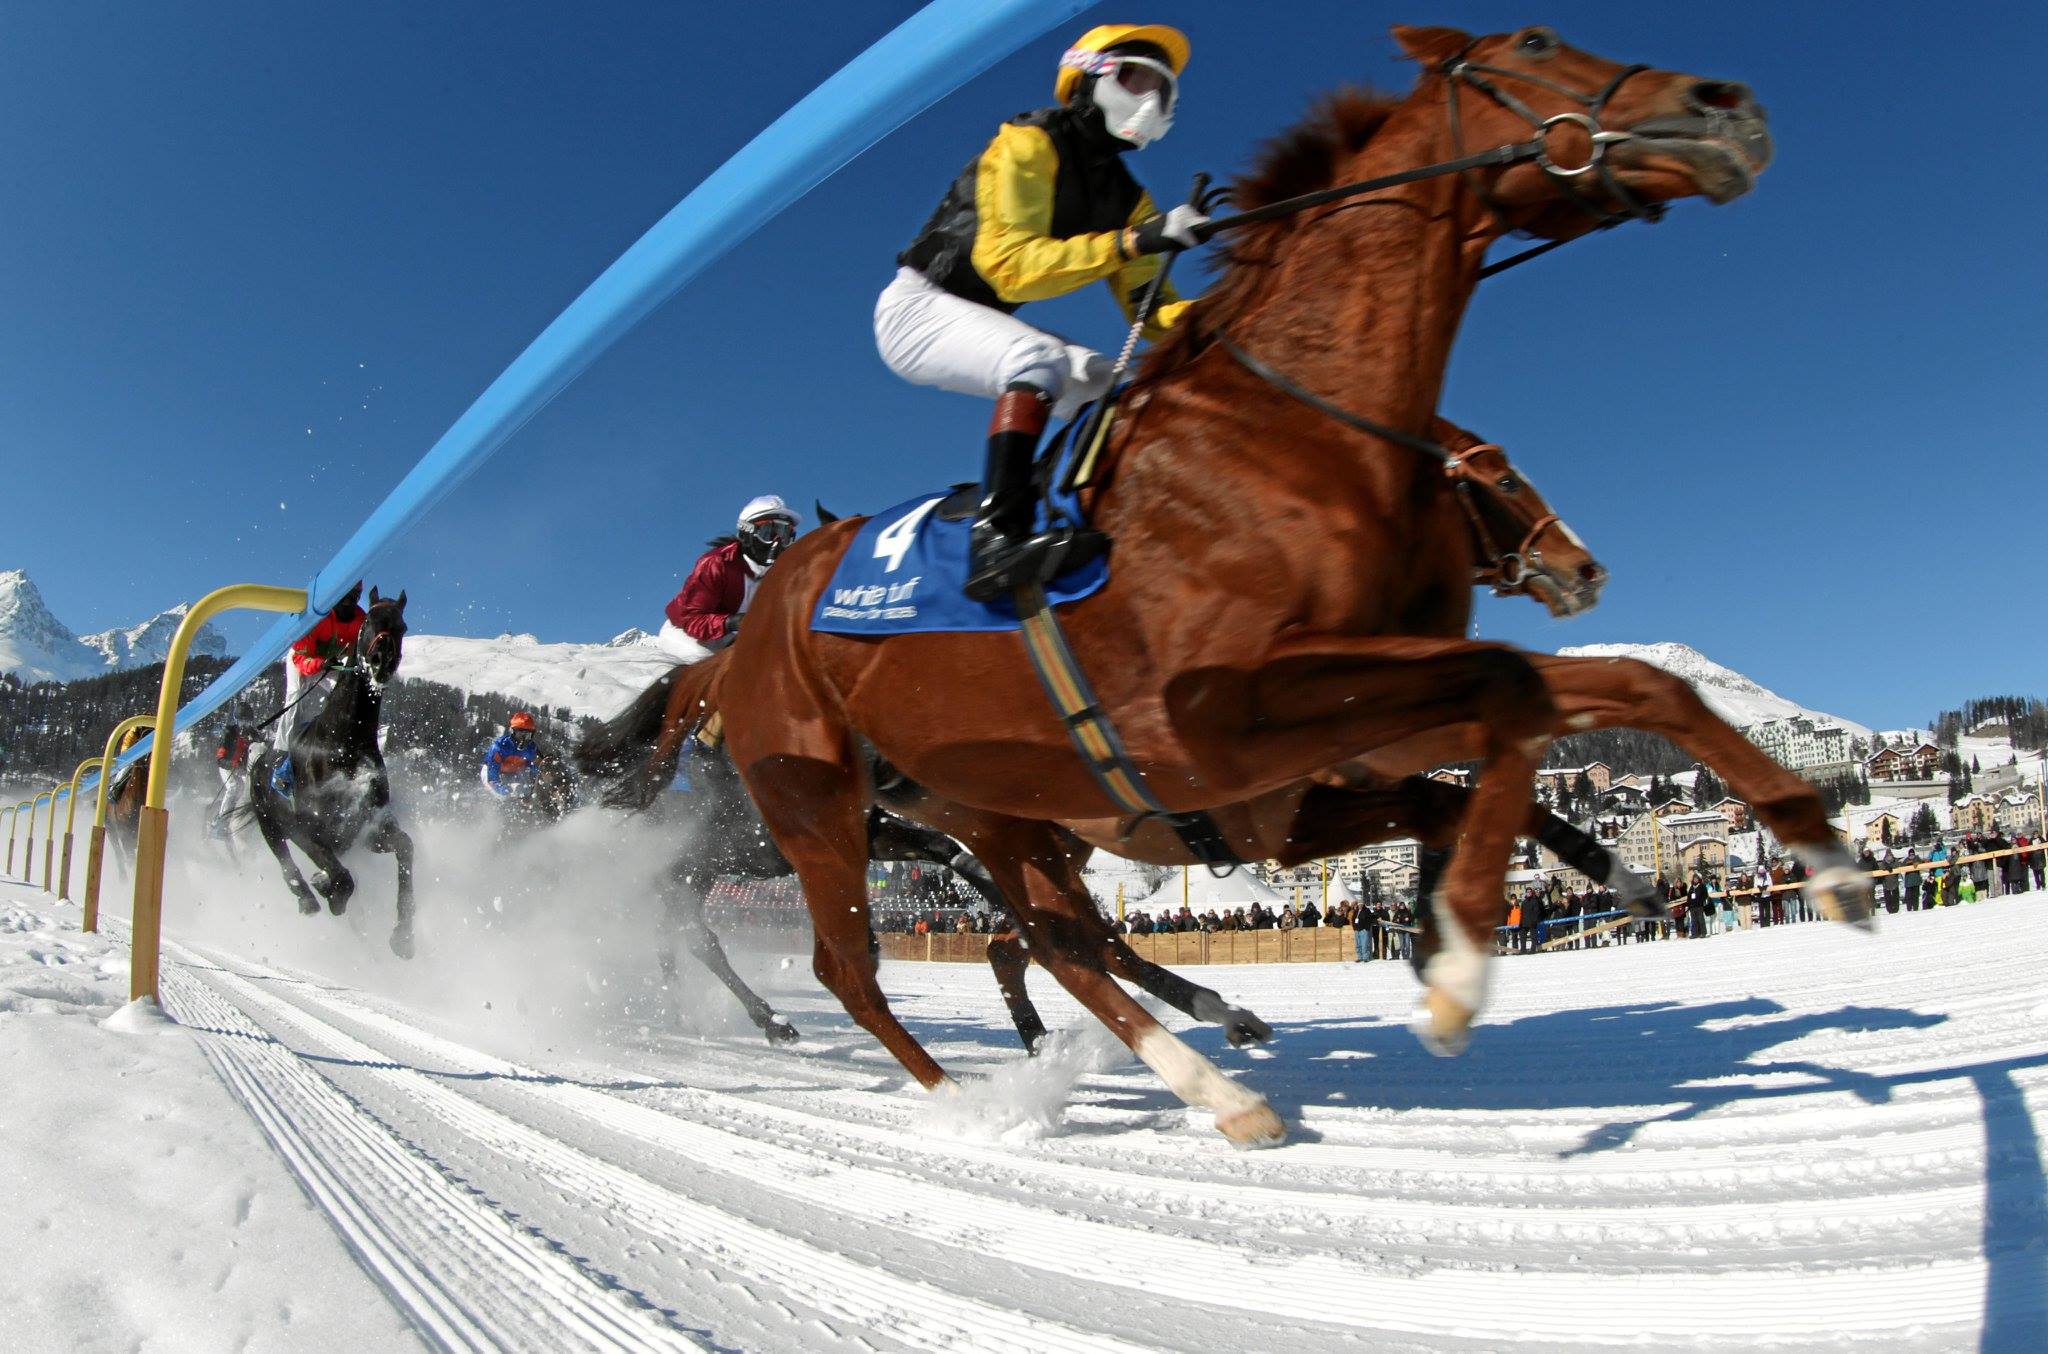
{"left": 1019, "top": 51, "right": 1658, "bottom": 866}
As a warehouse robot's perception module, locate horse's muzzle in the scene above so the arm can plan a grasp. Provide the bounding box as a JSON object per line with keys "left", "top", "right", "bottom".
{"left": 1619, "top": 83, "right": 1772, "bottom": 203}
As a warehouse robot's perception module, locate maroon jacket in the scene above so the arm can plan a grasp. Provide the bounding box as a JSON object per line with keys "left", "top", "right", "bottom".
{"left": 665, "top": 540, "right": 749, "bottom": 643}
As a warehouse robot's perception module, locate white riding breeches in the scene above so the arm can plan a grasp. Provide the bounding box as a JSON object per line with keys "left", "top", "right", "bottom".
{"left": 655, "top": 621, "right": 718, "bottom": 662}
{"left": 874, "top": 267, "right": 1112, "bottom": 420}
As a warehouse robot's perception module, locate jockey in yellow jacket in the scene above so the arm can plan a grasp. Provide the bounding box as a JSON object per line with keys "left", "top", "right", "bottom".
{"left": 875, "top": 23, "right": 1206, "bottom": 600}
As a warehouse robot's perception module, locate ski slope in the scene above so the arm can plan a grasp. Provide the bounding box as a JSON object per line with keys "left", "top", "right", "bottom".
{"left": 4, "top": 864, "right": 2046, "bottom": 1351}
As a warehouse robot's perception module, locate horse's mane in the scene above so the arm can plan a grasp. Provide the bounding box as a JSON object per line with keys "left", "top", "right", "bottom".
{"left": 1141, "top": 88, "right": 1402, "bottom": 377}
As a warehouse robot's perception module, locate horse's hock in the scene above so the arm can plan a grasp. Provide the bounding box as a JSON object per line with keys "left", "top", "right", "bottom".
{"left": 881, "top": 927, "right": 1368, "bottom": 965}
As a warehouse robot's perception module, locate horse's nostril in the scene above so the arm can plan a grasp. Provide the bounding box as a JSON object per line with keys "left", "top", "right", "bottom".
{"left": 1580, "top": 563, "right": 1606, "bottom": 584}
{"left": 1690, "top": 80, "right": 1748, "bottom": 113}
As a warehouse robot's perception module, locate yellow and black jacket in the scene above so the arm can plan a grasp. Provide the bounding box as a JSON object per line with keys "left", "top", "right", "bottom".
{"left": 900, "top": 106, "right": 1188, "bottom": 340}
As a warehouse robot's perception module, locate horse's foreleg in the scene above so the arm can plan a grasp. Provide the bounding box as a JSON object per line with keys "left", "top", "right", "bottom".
{"left": 1527, "top": 654, "right": 1872, "bottom": 927}
{"left": 1180, "top": 638, "right": 1557, "bottom": 1053}
{"left": 663, "top": 870, "right": 796, "bottom": 1044}
{"left": 1102, "top": 939, "right": 1274, "bottom": 1047}
{"left": 366, "top": 814, "right": 416, "bottom": 959}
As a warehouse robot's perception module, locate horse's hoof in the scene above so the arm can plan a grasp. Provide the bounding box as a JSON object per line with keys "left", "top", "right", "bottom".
{"left": 1217, "top": 1101, "right": 1287, "bottom": 1149}
{"left": 763, "top": 1016, "right": 799, "bottom": 1045}
{"left": 389, "top": 926, "right": 415, "bottom": 960}
{"left": 1223, "top": 1008, "right": 1275, "bottom": 1047}
{"left": 296, "top": 896, "right": 320, "bottom": 916}
{"left": 1411, "top": 988, "right": 1476, "bottom": 1058}
{"left": 1806, "top": 866, "right": 1876, "bottom": 932}
{"left": 1611, "top": 869, "right": 1661, "bottom": 917}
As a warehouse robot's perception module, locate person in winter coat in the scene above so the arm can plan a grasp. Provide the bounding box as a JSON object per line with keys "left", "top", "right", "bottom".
{"left": 277, "top": 581, "right": 365, "bottom": 740}
{"left": 481, "top": 711, "right": 542, "bottom": 799}
{"left": 1901, "top": 850, "right": 1923, "bottom": 911}
{"left": 878, "top": 23, "right": 1203, "bottom": 600}
{"left": 658, "top": 496, "right": 800, "bottom": 659}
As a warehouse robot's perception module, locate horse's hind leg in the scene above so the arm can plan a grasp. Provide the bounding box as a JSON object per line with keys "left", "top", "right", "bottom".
{"left": 747, "top": 758, "right": 951, "bottom": 1088}
{"left": 1102, "top": 940, "right": 1274, "bottom": 1047}
{"left": 365, "top": 813, "right": 416, "bottom": 959}
{"left": 984, "top": 932, "right": 1049, "bottom": 1053}
{"left": 961, "top": 815, "right": 1284, "bottom": 1147}
{"left": 661, "top": 869, "right": 797, "bottom": 1044}
{"left": 250, "top": 797, "right": 321, "bottom": 916}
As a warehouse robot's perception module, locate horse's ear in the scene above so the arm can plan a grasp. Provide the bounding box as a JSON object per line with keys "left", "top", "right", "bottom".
{"left": 368, "top": 586, "right": 381, "bottom": 604}
{"left": 815, "top": 499, "right": 840, "bottom": 525}
{"left": 1392, "top": 24, "right": 1469, "bottom": 67}
{"left": 396, "top": 590, "right": 406, "bottom": 611}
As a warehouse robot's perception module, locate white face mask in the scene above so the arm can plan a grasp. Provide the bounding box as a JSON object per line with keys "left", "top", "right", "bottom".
{"left": 1088, "top": 55, "right": 1176, "bottom": 148}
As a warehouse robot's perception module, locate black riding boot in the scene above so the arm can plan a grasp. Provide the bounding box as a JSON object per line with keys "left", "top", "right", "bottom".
{"left": 963, "top": 385, "right": 1106, "bottom": 602}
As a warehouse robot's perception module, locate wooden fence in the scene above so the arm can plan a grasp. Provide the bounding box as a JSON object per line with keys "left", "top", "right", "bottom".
{"left": 879, "top": 925, "right": 1371, "bottom": 966}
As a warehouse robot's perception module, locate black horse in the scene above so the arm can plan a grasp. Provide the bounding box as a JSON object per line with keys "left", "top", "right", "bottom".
{"left": 238, "top": 590, "right": 418, "bottom": 957}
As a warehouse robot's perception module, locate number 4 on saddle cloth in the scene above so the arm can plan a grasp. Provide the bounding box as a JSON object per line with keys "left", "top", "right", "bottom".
{"left": 812, "top": 410, "right": 1109, "bottom": 636}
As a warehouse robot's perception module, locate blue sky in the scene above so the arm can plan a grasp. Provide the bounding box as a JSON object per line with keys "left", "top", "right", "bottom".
{"left": 3, "top": 2, "right": 2043, "bottom": 731}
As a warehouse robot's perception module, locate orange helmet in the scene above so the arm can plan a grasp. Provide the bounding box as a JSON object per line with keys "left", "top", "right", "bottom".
{"left": 508, "top": 711, "right": 536, "bottom": 732}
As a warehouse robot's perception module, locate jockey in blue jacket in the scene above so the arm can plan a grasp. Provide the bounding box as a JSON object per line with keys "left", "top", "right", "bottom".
{"left": 481, "top": 711, "right": 541, "bottom": 798}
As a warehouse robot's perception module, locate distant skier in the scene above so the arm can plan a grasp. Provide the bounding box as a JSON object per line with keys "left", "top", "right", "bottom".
{"left": 657, "top": 496, "right": 800, "bottom": 660}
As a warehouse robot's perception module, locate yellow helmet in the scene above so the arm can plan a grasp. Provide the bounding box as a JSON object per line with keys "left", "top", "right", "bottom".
{"left": 1054, "top": 23, "right": 1190, "bottom": 106}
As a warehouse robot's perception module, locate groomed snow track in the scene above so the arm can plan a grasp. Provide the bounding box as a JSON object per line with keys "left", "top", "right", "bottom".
{"left": 132, "top": 898, "right": 2048, "bottom": 1351}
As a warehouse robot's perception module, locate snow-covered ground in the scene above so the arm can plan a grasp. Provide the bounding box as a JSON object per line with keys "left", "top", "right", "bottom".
{"left": 4, "top": 831, "right": 2046, "bottom": 1350}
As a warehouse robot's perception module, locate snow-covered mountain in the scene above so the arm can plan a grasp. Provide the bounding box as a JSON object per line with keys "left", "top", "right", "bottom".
{"left": 1554, "top": 641, "right": 1873, "bottom": 739}
{"left": 79, "top": 605, "right": 227, "bottom": 670}
{"left": 399, "top": 630, "right": 699, "bottom": 720}
{"left": 0, "top": 571, "right": 103, "bottom": 683}
{"left": 0, "top": 570, "right": 227, "bottom": 684}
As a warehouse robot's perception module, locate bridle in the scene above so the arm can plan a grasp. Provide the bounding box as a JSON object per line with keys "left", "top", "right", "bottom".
{"left": 1196, "top": 45, "right": 1660, "bottom": 583}
{"left": 356, "top": 605, "right": 403, "bottom": 690}
{"left": 1442, "top": 45, "right": 1662, "bottom": 232}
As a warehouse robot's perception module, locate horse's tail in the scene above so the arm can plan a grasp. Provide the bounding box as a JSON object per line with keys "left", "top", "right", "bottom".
{"left": 573, "top": 657, "right": 724, "bottom": 812}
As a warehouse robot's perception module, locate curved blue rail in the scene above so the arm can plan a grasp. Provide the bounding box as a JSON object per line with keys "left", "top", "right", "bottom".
{"left": 93, "top": 0, "right": 1092, "bottom": 792}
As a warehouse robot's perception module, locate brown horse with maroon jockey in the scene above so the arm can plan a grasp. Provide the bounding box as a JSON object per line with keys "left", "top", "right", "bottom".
{"left": 711, "top": 25, "right": 1866, "bottom": 1146}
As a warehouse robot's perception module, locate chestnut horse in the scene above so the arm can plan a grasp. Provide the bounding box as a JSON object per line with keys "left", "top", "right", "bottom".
{"left": 720, "top": 25, "right": 1862, "bottom": 1146}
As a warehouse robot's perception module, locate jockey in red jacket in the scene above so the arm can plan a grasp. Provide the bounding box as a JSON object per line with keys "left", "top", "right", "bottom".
{"left": 274, "top": 581, "right": 364, "bottom": 739}
{"left": 658, "top": 497, "right": 799, "bottom": 658}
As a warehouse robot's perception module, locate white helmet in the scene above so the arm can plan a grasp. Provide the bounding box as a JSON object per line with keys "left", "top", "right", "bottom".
{"left": 737, "top": 494, "right": 797, "bottom": 529}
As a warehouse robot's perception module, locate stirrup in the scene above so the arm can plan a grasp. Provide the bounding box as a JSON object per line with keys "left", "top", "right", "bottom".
{"left": 964, "top": 526, "right": 1107, "bottom": 602}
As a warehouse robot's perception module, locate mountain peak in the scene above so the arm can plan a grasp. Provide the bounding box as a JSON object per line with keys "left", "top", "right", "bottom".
{"left": 1555, "top": 641, "right": 1870, "bottom": 738}
{"left": 1, "top": 569, "right": 228, "bottom": 684}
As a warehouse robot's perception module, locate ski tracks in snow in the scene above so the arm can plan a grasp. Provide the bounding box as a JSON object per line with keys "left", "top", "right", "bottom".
{"left": 146, "top": 898, "right": 2048, "bottom": 1351}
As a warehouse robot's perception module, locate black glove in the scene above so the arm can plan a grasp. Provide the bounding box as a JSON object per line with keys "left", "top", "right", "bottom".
{"left": 1128, "top": 204, "right": 1210, "bottom": 256}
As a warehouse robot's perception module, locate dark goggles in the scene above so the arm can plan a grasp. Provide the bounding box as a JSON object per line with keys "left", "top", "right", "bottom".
{"left": 744, "top": 516, "right": 797, "bottom": 545}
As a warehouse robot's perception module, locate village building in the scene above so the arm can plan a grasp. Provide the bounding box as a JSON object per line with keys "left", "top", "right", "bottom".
{"left": 1866, "top": 741, "right": 1942, "bottom": 782}
{"left": 1616, "top": 809, "right": 1728, "bottom": 880}
{"left": 1744, "top": 716, "right": 1855, "bottom": 777}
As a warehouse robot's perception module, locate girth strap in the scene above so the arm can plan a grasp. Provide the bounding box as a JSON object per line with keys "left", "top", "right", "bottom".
{"left": 1012, "top": 583, "right": 1240, "bottom": 875}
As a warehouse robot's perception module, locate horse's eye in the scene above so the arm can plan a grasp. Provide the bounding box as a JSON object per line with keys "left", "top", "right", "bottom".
{"left": 1518, "top": 27, "right": 1559, "bottom": 57}
{"left": 1498, "top": 476, "right": 1522, "bottom": 494}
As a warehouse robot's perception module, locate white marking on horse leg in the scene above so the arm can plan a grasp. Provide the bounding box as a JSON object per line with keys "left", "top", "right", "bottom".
{"left": 1133, "top": 1028, "right": 1285, "bottom": 1147}
{"left": 1416, "top": 882, "right": 1491, "bottom": 1057}
{"left": 1566, "top": 713, "right": 1597, "bottom": 730}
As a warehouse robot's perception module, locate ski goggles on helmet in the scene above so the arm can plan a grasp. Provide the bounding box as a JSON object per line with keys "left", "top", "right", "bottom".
{"left": 1060, "top": 49, "right": 1178, "bottom": 109}
{"left": 743, "top": 516, "right": 796, "bottom": 546}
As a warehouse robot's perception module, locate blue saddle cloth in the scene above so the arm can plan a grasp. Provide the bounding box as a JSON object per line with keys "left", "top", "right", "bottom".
{"left": 811, "top": 413, "right": 1109, "bottom": 636}
{"left": 269, "top": 752, "right": 296, "bottom": 800}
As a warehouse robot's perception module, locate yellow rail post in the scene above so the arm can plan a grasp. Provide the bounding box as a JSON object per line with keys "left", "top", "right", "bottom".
{"left": 58, "top": 757, "right": 103, "bottom": 902}
{"left": 83, "top": 715, "right": 156, "bottom": 934}
{"left": 132, "top": 583, "right": 307, "bottom": 1002}
{"left": 3, "top": 804, "right": 17, "bottom": 876}
{"left": 44, "top": 784, "right": 68, "bottom": 890}
{"left": 28, "top": 790, "right": 53, "bottom": 891}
